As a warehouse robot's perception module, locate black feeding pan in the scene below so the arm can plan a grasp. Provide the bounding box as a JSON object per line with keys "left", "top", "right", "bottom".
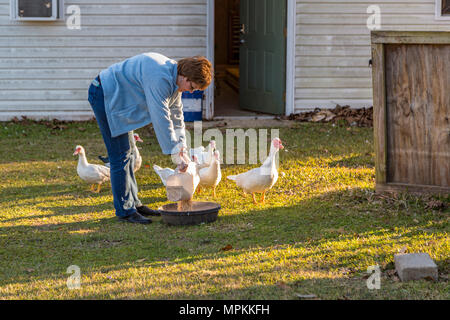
{"left": 158, "top": 201, "right": 221, "bottom": 226}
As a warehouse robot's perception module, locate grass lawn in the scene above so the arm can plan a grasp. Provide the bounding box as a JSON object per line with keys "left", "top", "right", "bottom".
{"left": 0, "top": 119, "right": 448, "bottom": 300}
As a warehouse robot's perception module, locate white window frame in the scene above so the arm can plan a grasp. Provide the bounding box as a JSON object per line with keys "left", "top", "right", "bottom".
{"left": 10, "top": 0, "right": 61, "bottom": 21}
{"left": 435, "top": 0, "right": 450, "bottom": 20}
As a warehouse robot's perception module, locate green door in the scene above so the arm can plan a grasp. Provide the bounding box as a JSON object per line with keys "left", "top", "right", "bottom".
{"left": 239, "top": 0, "right": 286, "bottom": 114}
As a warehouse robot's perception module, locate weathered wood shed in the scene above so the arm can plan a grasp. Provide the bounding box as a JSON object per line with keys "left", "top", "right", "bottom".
{"left": 371, "top": 31, "right": 450, "bottom": 194}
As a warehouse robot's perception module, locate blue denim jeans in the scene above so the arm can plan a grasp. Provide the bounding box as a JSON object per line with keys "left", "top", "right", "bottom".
{"left": 88, "top": 77, "right": 142, "bottom": 217}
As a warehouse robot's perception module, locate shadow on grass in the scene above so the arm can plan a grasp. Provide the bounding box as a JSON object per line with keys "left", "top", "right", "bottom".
{"left": 0, "top": 181, "right": 163, "bottom": 203}
{"left": 0, "top": 194, "right": 167, "bottom": 224}
{"left": 328, "top": 154, "right": 374, "bottom": 168}
{"left": 0, "top": 183, "right": 112, "bottom": 202}
{"left": 0, "top": 187, "right": 447, "bottom": 298}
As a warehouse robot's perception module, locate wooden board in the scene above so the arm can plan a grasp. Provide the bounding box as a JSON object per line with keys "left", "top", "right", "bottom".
{"left": 384, "top": 44, "right": 450, "bottom": 188}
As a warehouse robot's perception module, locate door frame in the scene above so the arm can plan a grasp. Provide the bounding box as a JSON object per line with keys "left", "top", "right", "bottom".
{"left": 205, "top": 0, "right": 296, "bottom": 119}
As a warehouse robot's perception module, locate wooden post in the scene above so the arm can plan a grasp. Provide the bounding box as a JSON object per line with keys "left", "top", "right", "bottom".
{"left": 371, "top": 42, "right": 387, "bottom": 188}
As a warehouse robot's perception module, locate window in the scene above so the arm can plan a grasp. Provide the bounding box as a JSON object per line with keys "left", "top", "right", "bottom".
{"left": 443, "top": 0, "right": 450, "bottom": 15}
{"left": 436, "top": 0, "right": 450, "bottom": 19}
{"left": 10, "top": 0, "right": 63, "bottom": 21}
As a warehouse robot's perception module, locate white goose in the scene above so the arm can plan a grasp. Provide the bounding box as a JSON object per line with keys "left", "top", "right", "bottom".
{"left": 73, "top": 145, "right": 110, "bottom": 193}
{"left": 198, "top": 150, "right": 222, "bottom": 198}
{"left": 227, "top": 138, "right": 284, "bottom": 204}
{"left": 189, "top": 140, "right": 216, "bottom": 165}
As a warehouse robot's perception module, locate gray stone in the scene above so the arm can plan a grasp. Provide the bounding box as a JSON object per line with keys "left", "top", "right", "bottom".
{"left": 394, "top": 253, "right": 438, "bottom": 282}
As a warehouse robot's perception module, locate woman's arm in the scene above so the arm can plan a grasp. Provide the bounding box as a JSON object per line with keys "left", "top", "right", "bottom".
{"left": 143, "top": 78, "right": 185, "bottom": 155}
{"left": 169, "top": 92, "right": 187, "bottom": 149}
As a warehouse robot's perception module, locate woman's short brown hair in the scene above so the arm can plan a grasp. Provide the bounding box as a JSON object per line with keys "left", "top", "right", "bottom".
{"left": 177, "top": 56, "right": 214, "bottom": 90}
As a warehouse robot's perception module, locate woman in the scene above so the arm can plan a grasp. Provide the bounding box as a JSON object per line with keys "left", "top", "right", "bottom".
{"left": 88, "top": 53, "right": 213, "bottom": 224}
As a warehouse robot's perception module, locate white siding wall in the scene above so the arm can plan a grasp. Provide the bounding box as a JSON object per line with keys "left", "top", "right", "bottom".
{"left": 295, "top": 0, "right": 450, "bottom": 111}
{"left": 0, "top": 0, "right": 207, "bottom": 120}
{"left": 2, "top": 0, "right": 449, "bottom": 119}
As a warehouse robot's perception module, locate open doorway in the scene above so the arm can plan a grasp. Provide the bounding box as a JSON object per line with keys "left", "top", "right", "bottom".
{"left": 212, "top": 0, "right": 288, "bottom": 118}
{"left": 214, "top": 0, "right": 267, "bottom": 117}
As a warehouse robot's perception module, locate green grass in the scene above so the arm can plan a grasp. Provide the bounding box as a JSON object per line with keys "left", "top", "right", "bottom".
{"left": 0, "top": 119, "right": 448, "bottom": 300}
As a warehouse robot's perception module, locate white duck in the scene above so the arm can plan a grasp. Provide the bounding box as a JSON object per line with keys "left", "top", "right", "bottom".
{"left": 130, "top": 132, "right": 143, "bottom": 173}
{"left": 189, "top": 140, "right": 216, "bottom": 165}
{"left": 98, "top": 132, "right": 143, "bottom": 173}
{"left": 153, "top": 164, "right": 175, "bottom": 187}
{"left": 73, "top": 145, "right": 110, "bottom": 193}
{"left": 198, "top": 150, "right": 222, "bottom": 198}
{"left": 227, "top": 138, "right": 284, "bottom": 204}
{"left": 165, "top": 149, "right": 201, "bottom": 211}
{"left": 153, "top": 149, "right": 192, "bottom": 186}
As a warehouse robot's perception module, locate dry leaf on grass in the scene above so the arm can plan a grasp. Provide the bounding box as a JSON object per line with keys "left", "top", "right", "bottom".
{"left": 425, "top": 200, "right": 447, "bottom": 211}
{"left": 398, "top": 246, "right": 408, "bottom": 254}
{"left": 276, "top": 281, "right": 290, "bottom": 290}
{"left": 221, "top": 244, "right": 233, "bottom": 251}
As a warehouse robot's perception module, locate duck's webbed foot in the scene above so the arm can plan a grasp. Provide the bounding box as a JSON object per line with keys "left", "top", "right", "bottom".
{"left": 252, "top": 193, "right": 258, "bottom": 204}
{"left": 260, "top": 191, "right": 266, "bottom": 203}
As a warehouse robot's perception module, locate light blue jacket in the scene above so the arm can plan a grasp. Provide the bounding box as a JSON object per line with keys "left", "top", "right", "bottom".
{"left": 99, "top": 52, "right": 186, "bottom": 155}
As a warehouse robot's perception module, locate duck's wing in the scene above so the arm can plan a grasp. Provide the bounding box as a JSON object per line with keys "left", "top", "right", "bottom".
{"left": 196, "top": 162, "right": 209, "bottom": 171}
{"left": 82, "top": 164, "right": 110, "bottom": 181}
{"left": 94, "top": 164, "right": 110, "bottom": 178}
{"left": 229, "top": 167, "right": 263, "bottom": 189}
{"left": 153, "top": 165, "right": 175, "bottom": 186}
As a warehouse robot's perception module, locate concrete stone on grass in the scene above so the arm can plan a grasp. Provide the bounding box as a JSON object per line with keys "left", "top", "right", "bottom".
{"left": 394, "top": 253, "right": 438, "bottom": 282}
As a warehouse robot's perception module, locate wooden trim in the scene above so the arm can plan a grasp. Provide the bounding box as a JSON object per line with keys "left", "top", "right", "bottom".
{"left": 376, "top": 183, "right": 450, "bottom": 196}
{"left": 371, "top": 42, "right": 387, "bottom": 185}
{"left": 371, "top": 31, "right": 450, "bottom": 44}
